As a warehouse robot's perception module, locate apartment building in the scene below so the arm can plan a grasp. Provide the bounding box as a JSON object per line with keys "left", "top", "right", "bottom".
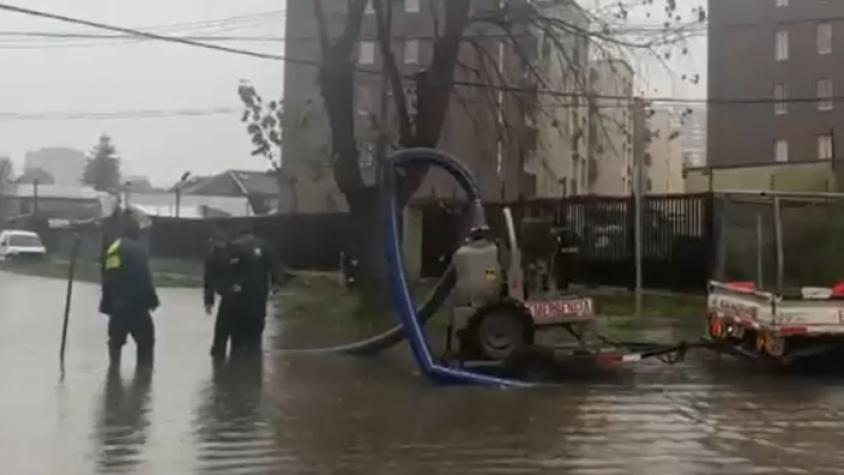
{"left": 588, "top": 59, "right": 635, "bottom": 196}
{"left": 530, "top": 0, "right": 592, "bottom": 198}
{"left": 284, "top": 0, "right": 515, "bottom": 210}
{"left": 646, "top": 107, "right": 685, "bottom": 194}
{"left": 680, "top": 105, "right": 706, "bottom": 168}
{"left": 282, "top": 0, "right": 599, "bottom": 210}
{"left": 708, "top": 0, "right": 844, "bottom": 167}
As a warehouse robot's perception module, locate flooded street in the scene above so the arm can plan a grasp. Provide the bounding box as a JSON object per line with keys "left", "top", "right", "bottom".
{"left": 4, "top": 272, "right": 844, "bottom": 474}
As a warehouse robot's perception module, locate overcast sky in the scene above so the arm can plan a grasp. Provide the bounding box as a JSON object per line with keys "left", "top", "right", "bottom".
{"left": 0, "top": 0, "right": 704, "bottom": 187}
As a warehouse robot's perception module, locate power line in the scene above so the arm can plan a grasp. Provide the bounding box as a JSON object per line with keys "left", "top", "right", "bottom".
{"left": 0, "top": 3, "right": 318, "bottom": 66}
{"left": 0, "top": 108, "right": 239, "bottom": 121}
{"left": 0, "top": 3, "right": 708, "bottom": 111}
{"left": 0, "top": 11, "right": 288, "bottom": 49}
{"left": 0, "top": 24, "right": 694, "bottom": 45}
{"left": 7, "top": 92, "right": 844, "bottom": 122}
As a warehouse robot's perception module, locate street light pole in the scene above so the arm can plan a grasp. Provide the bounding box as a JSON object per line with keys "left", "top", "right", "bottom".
{"left": 632, "top": 97, "right": 646, "bottom": 317}
{"left": 174, "top": 171, "right": 191, "bottom": 219}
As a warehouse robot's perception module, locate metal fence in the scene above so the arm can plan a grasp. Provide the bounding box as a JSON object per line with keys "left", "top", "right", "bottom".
{"left": 716, "top": 193, "right": 844, "bottom": 291}
{"left": 419, "top": 193, "right": 715, "bottom": 291}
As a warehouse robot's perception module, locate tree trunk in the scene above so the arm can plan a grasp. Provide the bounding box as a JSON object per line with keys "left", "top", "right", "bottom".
{"left": 312, "top": 0, "right": 470, "bottom": 316}
{"left": 346, "top": 187, "right": 390, "bottom": 315}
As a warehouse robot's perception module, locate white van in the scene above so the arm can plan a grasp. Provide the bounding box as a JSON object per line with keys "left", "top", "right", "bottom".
{"left": 0, "top": 230, "right": 47, "bottom": 262}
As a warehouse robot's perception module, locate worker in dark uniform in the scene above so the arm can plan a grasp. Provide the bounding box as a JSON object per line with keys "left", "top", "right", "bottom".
{"left": 203, "top": 238, "right": 236, "bottom": 359}
{"left": 99, "top": 215, "right": 159, "bottom": 368}
{"left": 226, "top": 230, "right": 278, "bottom": 355}
{"left": 204, "top": 229, "right": 279, "bottom": 357}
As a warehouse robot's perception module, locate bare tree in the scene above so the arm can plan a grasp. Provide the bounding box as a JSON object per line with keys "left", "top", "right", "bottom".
{"left": 240, "top": 0, "right": 700, "bottom": 305}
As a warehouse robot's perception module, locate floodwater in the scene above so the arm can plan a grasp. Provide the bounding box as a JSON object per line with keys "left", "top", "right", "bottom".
{"left": 4, "top": 272, "right": 844, "bottom": 474}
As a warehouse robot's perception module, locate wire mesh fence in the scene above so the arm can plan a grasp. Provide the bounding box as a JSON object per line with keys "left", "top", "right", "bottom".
{"left": 716, "top": 193, "right": 844, "bottom": 292}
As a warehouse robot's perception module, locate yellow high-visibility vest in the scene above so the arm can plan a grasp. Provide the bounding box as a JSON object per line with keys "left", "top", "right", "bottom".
{"left": 105, "top": 239, "right": 122, "bottom": 271}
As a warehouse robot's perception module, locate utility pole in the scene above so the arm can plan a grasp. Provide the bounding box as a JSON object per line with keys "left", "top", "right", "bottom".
{"left": 33, "top": 178, "right": 40, "bottom": 215}
{"left": 123, "top": 181, "right": 132, "bottom": 210}
{"left": 632, "top": 97, "right": 647, "bottom": 317}
{"left": 0, "top": 159, "right": 10, "bottom": 225}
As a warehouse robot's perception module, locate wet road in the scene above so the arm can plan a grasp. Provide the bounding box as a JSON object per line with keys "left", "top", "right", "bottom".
{"left": 4, "top": 272, "right": 844, "bottom": 474}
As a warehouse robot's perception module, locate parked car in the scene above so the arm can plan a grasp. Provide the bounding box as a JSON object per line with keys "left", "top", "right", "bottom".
{"left": 0, "top": 230, "right": 47, "bottom": 262}
{"left": 584, "top": 208, "right": 672, "bottom": 258}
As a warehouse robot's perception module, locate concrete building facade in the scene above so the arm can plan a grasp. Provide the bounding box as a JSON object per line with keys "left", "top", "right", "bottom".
{"left": 531, "top": 0, "right": 592, "bottom": 198}
{"left": 588, "top": 59, "right": 634, "bottom": 196}
{"left": 646, "top": 108, "right": 685, "bottom": 194}
{"left": 708, "top": 0, "right": 844, "bottom": 167}
{"left": 282, "top": 0, "right": 596, "bottom": 210}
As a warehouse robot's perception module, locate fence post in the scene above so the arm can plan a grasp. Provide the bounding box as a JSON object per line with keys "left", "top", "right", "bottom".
{"left": 774, "top": 197, "right": 784, "bottom": 293}
{"left": 705, "top": 192, "right": 716, "bottom": 283}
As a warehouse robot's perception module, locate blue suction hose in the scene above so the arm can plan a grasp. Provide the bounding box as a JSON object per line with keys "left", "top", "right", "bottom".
{"left": 384, "top": 148, "right": 531, "bottom": 387}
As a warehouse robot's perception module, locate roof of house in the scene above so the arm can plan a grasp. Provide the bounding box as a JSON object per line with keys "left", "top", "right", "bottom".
{"left": 129, "top": 192, "right": 254, "bottom": 217}
{"left": 180, "top": 170, "right": 278, "bottom": 197}
{"left": 0, "top": 184, "right": 104, "bottom": 201}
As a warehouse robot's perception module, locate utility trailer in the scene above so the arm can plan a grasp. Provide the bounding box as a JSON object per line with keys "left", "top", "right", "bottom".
{"left": 708, "top": 281, "right": 844, "bottom": 362}
{"left": 707, "top": 191, "right": 844, "bottom": 364}
{"left": 442, "top": 207, "right": 692, "bottom": 377}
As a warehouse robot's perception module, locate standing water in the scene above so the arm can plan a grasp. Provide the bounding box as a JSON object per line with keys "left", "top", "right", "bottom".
{"left": 3, "top": 271, "right": 844, "bottom": 474}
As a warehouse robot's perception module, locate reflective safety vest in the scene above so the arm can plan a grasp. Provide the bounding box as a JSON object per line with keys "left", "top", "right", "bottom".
{"left": 104, "top": 239, "right": 122, "bottom": 271}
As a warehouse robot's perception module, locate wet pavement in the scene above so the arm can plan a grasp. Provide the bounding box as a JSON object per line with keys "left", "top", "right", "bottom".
{"left": 4, "top": 271, "right": 844, "bottom": 474}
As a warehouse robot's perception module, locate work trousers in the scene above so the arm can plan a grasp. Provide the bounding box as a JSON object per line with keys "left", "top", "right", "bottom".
{"left": 108, "top": 311, "right": 155, "bottom": 367}
{"left": 211, "top": 299, "right": 265, "bottom": 358}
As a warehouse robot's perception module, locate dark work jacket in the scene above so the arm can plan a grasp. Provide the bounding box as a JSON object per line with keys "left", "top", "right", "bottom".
{"left": 99, "top": 238, "right": 160, "bottom": 316}
{"left": 205, "top": 235, "right": 277, "bottom": 318}
{"left": 203, "top": 242, "right": 236, "bottom": 308}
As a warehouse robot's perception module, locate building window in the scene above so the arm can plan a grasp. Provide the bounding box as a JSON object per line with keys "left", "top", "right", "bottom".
{"left": 405, "top": 0, "right": 420, "bottom": 13}
{"left": 775, "top": 30, "right": 789, "bottom": 61}
{"left": 774, "top": 139, "right": 789, "bottom": 163}
{"left": 404, "top": 39, "right": 419, "bottom": 64}
{"left": 774, "top": 84, "right": 787, "bottom": 115}
{"left": 818, "top": 134, "right": 834, "bottom": 160}
{"left": 818, "top": 23, "right": 833, "bottom": 55}
{"left": 359, "top": 41, "right": 375, "bottom": 64}
{"left": 776, "top": 0, "right": 788, "bottom": 7}
{"left": 818, "top": 79, "right": 833, "bottom": 111}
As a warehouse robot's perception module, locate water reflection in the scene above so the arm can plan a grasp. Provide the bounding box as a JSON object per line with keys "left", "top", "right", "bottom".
{"left": 193, "top": 355, "right": 278, "bottom": 474}
{"left": 10, "top": 274, "right": 844, "bottom": 474}
{"left": 92, "top": 367, "right": 152, "bottom": 473}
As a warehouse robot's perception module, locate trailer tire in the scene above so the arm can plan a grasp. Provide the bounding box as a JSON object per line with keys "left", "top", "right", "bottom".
{"left": 462, "top": 300, "right": 534, "bottom": 361}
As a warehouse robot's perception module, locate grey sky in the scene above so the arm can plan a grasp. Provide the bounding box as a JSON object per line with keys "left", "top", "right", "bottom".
{"left": 0, "top": 0, "right": 704, "bottom": 187}
{"left": 0, "top": 0, "right": 286, "bottom": 186}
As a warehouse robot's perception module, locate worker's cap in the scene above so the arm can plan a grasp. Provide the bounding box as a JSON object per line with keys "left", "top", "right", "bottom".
{"left": 122, "top": 206, "right": 152, "bottom": 230}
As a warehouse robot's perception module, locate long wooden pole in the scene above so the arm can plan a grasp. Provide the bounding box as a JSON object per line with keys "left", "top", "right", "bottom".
{"left": 59, "top": 233, "right": 81, "bottom": 374}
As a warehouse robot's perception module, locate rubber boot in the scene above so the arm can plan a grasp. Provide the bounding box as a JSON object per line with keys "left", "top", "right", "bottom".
{"left": 108, "top": 346, "right": 122, "bottom": 368}
{"left": 210, "top": 345, "right": 226, "bottom": 360}
{"left": 136, "top": 344, "right": 154, "bottom": 369}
